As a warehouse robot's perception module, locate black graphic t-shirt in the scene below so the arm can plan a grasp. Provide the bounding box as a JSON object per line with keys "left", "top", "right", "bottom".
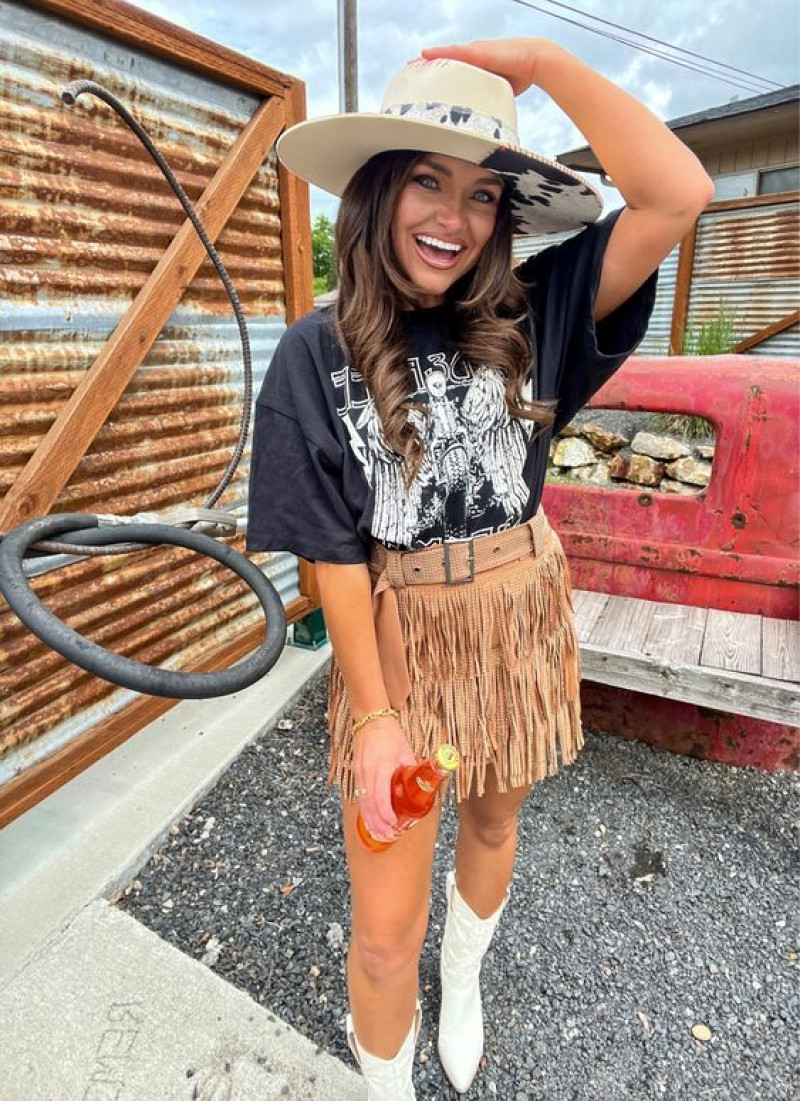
{"left": 247, "top": 206, "right": 658, "bottom": 564}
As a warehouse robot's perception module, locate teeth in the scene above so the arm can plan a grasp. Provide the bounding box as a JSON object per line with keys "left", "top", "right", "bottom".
{"left": 416, "top": 235, "right": 463, "bottom": 253}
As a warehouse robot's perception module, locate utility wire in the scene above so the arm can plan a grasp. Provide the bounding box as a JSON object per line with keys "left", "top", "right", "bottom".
{"left": 510, "top": 0, "right": 771, "bottom": 94}
{"left": 512, "top": 0, "right": 783, "bottom": 94}
{"left": 513, "top": 0, "right": 781, "bottom": 90}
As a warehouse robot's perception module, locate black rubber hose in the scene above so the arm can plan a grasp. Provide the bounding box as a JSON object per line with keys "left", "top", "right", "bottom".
{"left": 61, "top": 79, "right": 252, "bottom": 512}
{"left": 0, "top": 515, "right": 286, "bottom": 699}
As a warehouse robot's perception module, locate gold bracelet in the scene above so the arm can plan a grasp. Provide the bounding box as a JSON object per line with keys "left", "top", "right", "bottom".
{"left": 351, "top": 707, "right": 399, "bottom": 737}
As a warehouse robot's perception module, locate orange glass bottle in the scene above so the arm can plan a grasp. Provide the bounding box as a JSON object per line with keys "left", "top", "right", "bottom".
{"left": 356, "top": 744, "right": 460, "bottom": 852}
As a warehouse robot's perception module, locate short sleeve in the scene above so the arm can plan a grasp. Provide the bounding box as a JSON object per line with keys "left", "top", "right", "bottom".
{"left": 515, "top": 205, "right": 658, "bottom": 434}
{"left": 246, "top": 323, "right": 369, "bottom": 565}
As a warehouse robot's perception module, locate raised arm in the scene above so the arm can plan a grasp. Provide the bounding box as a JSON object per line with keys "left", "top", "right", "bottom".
{"left": 314, "top": 561, "right": 417, "bottom": 842}
{"left": 420, "top": 38, "right": 714, "bottom": 320}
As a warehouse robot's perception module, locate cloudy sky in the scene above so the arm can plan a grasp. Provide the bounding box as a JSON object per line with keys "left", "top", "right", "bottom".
{"left": 130, "top": 0, "right": 798, "bottom": 220}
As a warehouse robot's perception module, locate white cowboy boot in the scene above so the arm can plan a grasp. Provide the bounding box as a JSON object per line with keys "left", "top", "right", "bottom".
{"left": 346, "top": 1000, "right": 422, "bottom": 1101}
{"left": 438, "top": 869, "right": 509, "bottom": 1093}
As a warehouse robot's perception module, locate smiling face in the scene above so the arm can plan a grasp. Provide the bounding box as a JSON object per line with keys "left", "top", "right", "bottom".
{"left": 390, "top": 153, "right": 504, "bottom": 308}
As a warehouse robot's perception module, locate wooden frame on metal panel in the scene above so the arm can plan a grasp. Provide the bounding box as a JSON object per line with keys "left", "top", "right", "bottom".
{"left": 0, "top": 96, "right": 286, "bottom": 531}
{"left": 670, "top": 190, "right": 800, "bottom": 355}
{"left": 0, "top": 1, "right": 317, "bottom": 825}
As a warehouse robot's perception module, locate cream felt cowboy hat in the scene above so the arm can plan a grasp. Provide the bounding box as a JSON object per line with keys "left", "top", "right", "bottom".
{"left": 276, "top": 57, "right": 602, "bottom": 235}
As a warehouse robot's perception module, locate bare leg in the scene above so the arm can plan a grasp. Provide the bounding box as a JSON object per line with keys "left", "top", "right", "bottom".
{"left": 341, "top": 795, "right": 441, "bottom": 1058}
{"left": 454, "top": 766, "right": 533, "bottom": 917}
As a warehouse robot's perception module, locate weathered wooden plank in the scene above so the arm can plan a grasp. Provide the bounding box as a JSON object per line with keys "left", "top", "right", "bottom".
{"left": 762, "top": 617, "right": 800, "bottom": 683}
{"left": 734, "top": 308, "right": 800, "bottom": 354}
{"left": 27, "top": 0, "right": 295, "bottom": 97}
{"left": 670, "top": 219, "right": 698, "bottom": 355}
{"left": 580, "top": 643, "right": 800, "bottom": 727}
{"left": 571, "top": 589, "right": 609, "bottom": 643}
{"left": 700, "top": 609, "right": 762, "bottom": 674}
{"left": 706, "top": 191, "right": 800, "bottom": 213}
{"left": 278, "top": 81, "right": 314, "bottom": 325}
{"left": 587, "top": 594, "right": 657, "bottom": 653}
{"left": 643, "top": 602, "right": 707, "bottom": 665}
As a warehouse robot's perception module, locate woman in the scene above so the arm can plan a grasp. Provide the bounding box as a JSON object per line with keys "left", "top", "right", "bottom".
{"left": 247, "top": 37, "right": 712, "bottom": 1100}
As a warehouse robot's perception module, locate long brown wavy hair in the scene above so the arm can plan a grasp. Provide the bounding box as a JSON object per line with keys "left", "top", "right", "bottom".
{"left": 333, "top": 150, "right": 557, "bottom": 490}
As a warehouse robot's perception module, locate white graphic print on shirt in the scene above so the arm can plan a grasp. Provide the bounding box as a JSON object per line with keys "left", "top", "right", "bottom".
{"left": 331, "top": 349, "right": 536, "bottom": 549}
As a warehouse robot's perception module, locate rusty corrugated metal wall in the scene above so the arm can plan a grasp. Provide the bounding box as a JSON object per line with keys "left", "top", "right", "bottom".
{"left": 637, "top": 245, "right": 679, "bottom": 356}
{"left": 0, "top": 0, "right": 297, "bottom": 780}
{"left": 512, "top": 196, "right": 800, "bottom": 357}
{"left": 689, "top": 200, "right": 800, "bottom": 355}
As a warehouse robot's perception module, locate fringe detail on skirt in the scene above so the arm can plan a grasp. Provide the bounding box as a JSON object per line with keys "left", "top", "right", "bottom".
{"left": 326, "top": 533, "right": 584, "bottom": 805}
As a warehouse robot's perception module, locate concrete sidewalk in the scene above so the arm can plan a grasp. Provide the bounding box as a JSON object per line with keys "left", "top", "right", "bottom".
{"left": 0, "top": 639, "right": 365, "bottom": 1101}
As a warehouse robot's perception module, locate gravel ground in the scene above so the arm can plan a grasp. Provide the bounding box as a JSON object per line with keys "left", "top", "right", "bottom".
{"left": 118, "top": 664, "right": 799, "bottom": 1101}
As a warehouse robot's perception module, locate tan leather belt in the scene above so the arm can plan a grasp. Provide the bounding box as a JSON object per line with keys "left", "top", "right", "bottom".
{"left": 366, "top": 507, "right": 553, "bottom": 710}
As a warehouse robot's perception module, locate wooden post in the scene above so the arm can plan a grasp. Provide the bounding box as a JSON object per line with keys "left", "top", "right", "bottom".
{"left": 277, "top": 80, "right": 318, "bottom": 602}
{"left": 277, "top": 80, "right": 314, "bottom": 324}
{"left": 670, "top": 220, "right": 698, "bottom": 356}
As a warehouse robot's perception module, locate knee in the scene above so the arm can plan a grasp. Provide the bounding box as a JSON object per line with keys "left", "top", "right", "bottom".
{"left": 460, "top": 813, "right": 517, "bottom": 850}
{"left": 352, "top": 918, "right": 427, "bottom": 984}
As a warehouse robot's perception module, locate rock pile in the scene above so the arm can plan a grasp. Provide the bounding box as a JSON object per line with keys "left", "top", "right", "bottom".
{"left": 548, "top": 423, "right": 715, "bottom": 495}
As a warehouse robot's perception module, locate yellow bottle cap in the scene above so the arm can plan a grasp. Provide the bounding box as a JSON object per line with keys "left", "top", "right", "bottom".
{"left": 435, "top": 744, "right": 460, "bottom": 772}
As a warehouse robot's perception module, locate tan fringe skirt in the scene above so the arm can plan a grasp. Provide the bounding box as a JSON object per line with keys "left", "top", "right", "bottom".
{"left": 326, "top": 506, "right": 584, "bottom": 805}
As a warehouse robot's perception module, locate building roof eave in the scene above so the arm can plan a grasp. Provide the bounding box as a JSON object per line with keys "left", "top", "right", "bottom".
{"left": 557, "top": 84, "right": 800, "bottom": 173}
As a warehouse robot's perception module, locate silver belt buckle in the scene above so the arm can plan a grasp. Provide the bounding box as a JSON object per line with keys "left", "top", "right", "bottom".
{"left": 443, "top": 538, "right": 476, "bottom": 585}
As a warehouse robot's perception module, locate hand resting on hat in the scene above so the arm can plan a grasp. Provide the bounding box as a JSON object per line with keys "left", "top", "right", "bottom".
{"left": 419, "top": 36, "right": 563, "bottom": 96}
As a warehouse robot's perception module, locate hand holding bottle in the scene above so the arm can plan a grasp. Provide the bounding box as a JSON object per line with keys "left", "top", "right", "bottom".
{"left": 352, "top": 715, "right": 418, "bottom": 844}
{"left": 357, "top": 745, "right": 460, "bottom": 852}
